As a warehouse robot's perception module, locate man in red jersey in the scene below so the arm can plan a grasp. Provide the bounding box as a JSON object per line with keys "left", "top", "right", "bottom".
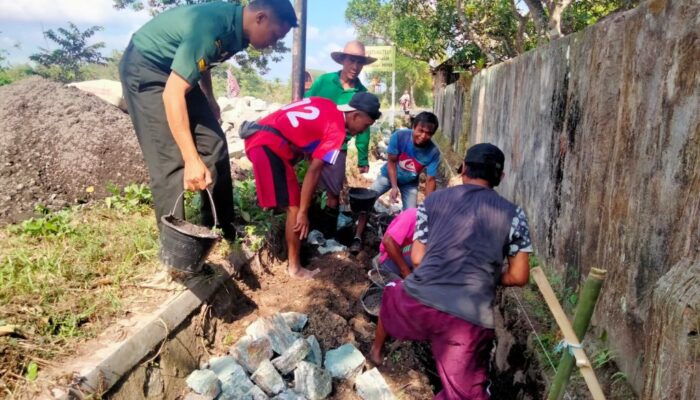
{"left": 243, "top": 92, "right": 381, "bottom": 278}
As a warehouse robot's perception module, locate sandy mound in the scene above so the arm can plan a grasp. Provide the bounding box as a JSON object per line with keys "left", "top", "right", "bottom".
{"left": 0, "top": 76, "right": 148, "bottom": 224}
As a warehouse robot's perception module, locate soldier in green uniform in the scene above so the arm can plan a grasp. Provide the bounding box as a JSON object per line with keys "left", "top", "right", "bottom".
{"left": 119, "top": 0, "right": 296, "bottom": 241}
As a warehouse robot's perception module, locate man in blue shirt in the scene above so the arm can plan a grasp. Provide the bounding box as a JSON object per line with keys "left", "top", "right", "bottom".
{"left": 351, "top": 112, "right": 441, "bottom": 253}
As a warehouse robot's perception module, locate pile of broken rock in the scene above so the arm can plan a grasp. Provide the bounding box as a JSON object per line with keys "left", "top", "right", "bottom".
{"left": 183, "top": 312, "right": 394, "bottom": 400}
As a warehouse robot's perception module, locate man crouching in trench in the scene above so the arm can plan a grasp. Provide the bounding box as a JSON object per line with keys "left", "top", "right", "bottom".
{"left": 370, "top": 143, "right": 533, "bottom": 399}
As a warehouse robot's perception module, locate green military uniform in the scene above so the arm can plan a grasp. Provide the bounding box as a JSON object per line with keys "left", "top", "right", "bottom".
{"left": 304, "top": 71, "right": 370, "bottom": 197}
{"left": 305, "top": 71, "right": 370, "bottom": 166}
{"left": 119, "top": 2, "right": 248, "bottom": 236}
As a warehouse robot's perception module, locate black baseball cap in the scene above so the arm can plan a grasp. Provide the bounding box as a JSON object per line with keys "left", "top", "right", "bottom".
{"left": 337, "top": 92, "right": 382, "bottom": 120}
{"left": 457, "top": 143, "right": 505, "bottom": 173}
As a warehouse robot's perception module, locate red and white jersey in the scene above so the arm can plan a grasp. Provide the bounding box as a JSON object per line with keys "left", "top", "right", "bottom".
{"left": 244, "top": 97, "right": 346, "bottom": 164}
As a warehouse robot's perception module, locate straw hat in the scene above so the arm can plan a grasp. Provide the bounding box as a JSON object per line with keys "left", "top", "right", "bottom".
{"left": 331, "top": 40, "right": 377, "bottom": 65}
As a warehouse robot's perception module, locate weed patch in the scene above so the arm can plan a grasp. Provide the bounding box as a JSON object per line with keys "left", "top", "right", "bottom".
{"left": 0, "top": 185, "right": 162, "bottom": 396}
{"left": 233, "top": 176, "right": 285, "bottom": 253}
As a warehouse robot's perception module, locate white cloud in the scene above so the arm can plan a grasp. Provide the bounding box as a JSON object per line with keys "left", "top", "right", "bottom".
{"left": 322, "top": 42, "right": 343, "bottom": 54}
{"left": 307, "top": 25, "right": 320, "bottom": 41}
{"left": 0, "top": 36, "right": 19, "bottom": 48}
{"left": 307, "top": 55, "right": 319, "bottom": 65}
{"left": 325, "top": 26, "right": 356, "bottom": 43}
{"left": 0, "top": 0, "right": 149, "bottom": 26}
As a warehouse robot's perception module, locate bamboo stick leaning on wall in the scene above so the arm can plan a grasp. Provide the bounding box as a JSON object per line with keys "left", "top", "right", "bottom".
{"left": 530, "top": 267, "right": 606, "bottom": 400}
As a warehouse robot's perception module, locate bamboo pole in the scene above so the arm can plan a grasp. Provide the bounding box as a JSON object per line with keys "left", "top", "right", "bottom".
{"left": 548, "top": 268, "right": 607, "bottom": 400}
{"left": 530, "top": 267, "right": 606, "bottom": 400}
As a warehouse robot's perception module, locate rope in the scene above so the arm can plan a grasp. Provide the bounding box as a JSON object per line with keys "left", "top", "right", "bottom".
{"left": 555, "top": 339, "right": 584, "bottom": 356}
{"left": 507, "top": 288, "right": 573, "bottom": 400}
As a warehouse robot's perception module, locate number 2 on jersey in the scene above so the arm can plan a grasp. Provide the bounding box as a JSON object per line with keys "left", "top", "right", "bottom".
{"left": 281, "top": 98, "right": 320, "bottom": 128}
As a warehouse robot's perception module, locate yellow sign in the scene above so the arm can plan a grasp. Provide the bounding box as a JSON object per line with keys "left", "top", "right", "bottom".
{"left": 364, "top": 46, "right": 395, "bottom": 72}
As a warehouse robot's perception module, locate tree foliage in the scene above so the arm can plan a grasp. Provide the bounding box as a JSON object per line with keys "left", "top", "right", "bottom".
{"left": 29, "top": 23, "right": 106, "bottom": 82}
{"left": 346, "top": 0, "right": 638, "bottom": 70}
{"left": 113, "top": 0, "right": 291, "bottom": 74}
{"left": 365, "top": 53, "right": 432, "bottom": 107}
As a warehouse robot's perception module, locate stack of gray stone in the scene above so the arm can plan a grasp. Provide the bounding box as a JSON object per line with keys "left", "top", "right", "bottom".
{"left": 217, "top": 96, "right": 282, "bottom": 159}
{"left": 183, "top": 311, "right": 395, "bottom": 400}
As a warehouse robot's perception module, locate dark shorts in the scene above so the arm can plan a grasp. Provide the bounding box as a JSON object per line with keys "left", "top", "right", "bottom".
{"left": 246, "top": 145, "right": 300, "bottom": 209}
{"left": 380, "top": 281, "right": 495, "bottom": 400}
{"left": 319, "top": 150, "right": 347, "bottom": 197}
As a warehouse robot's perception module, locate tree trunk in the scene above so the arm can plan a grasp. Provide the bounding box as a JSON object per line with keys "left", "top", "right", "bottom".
{"left": 522, "top": 0, "right": 549, "bottom": 35}
{"left": 548, "top": 0, "right": 573, "bottom": 39}
{"left": 409, "top": 84, "right": 416, "bottom": 109}
{"left": 510, "top": 0, "right": 528, "bottom": 54}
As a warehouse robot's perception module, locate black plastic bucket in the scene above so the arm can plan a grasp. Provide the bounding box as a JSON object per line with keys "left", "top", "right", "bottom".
{"left": 159, "top": 189, "right": 221, "bottom": 274}
{"left": 348, "top": 187, "right": 378, "bottom": 213}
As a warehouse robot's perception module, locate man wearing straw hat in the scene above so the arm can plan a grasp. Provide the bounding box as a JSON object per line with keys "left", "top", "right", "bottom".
{"left": 304, "top": 40, "right": 377, "bottom": 235}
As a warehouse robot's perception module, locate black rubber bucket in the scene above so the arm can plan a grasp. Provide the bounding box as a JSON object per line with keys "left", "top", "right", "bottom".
{"left": 159, "top": 189, "right": 221, "bottom": 274}
{"left": 349, "top": 187, "right": 378, "bottom": 213}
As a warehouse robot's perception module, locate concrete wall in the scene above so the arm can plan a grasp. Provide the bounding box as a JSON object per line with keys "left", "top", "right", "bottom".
{"left": 437, "top": 0, "right": 699, "bottom": 397}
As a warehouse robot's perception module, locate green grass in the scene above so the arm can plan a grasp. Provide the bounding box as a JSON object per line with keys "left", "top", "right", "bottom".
{"left": 233, "top": 175, "right": 285, "bottom": 253}
{"left": 0, "top": 185, "right": 162, "bottom": 395}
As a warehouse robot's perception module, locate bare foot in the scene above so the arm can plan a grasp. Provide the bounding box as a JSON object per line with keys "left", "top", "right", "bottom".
{"left": 369, "top": 347, "right": 384, "bottom": 366}
{"left": 288, "top": 265, "right": 320, "bottom": 280}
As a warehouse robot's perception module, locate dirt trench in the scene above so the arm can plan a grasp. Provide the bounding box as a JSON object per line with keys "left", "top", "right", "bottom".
{"left": 105, "top": 212, "right": 548, "bottom": 400}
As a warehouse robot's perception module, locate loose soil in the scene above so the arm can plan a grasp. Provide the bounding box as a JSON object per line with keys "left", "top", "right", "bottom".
{"left": 0, "top": 77, "right": 148, "bottom": 225}
{"left": 201, "top": 247, "right": 437, "bottom": 400}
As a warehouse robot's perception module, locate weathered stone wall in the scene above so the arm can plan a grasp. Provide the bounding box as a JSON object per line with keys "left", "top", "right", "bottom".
{"left": 437, "top": 0, "right": 699, "bottom": 397}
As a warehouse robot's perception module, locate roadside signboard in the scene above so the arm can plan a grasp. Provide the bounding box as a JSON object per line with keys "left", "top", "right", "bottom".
{"left": 364, "top": 46, "right": 395, "bottom": 72}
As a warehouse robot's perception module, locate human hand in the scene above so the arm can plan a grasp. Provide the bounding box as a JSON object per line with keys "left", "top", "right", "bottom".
{"left": 294, "top": 210, "right": 310, "bottom": 240}
{"left": 183, "top": 157, "right": 212, "bottom": 191}
{"left": 389, "top": 187, "right": 399, "bottom": 203}
{"left": 358, "top": 166, "right": 369, "bottom": 174}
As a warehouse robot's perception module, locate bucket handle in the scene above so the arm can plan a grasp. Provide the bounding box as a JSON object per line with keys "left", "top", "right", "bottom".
{"left": 368, "top": 257, "right": 387, "bottom": 287}
{"left": 169, "top": 188, "right": 219, "bottom": 227}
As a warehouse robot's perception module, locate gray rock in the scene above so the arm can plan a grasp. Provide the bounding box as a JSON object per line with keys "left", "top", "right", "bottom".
{"left": 355, "top": 368, "right": 395, "bottom": 400}
{"left": 250, "top": 98, "right": 268, "bottom": 111}
{"left": 324, "top": 343, "right": 365, "bottom": 379}
{"left": 251, "top": 359, "right": 286, "bottom": 395}
{"left": 294, "top": 361, "right": 332, "bottom": 400}
{"left": 216, "top": 360, "right": 256, "bottom": 400}
{"left": 185, "top": 369, "right": 221, "bottom": 398}
{"left": 231, "top": 335, "right": 274, "bottom": 373}
{"left": 318, "top": 239, "right": 347, "bottom": 254}
{"left": 228, "top": 137, "right": 245, "bottom": 158}
{"left": 208, "top": 356, "right": 244, "bottom": 380}
{"left": 246, "top": 385, "right": 270, "bottom": 400}
{"left": 281, "top": 312, "right": 308, "bottom": 332}
{"left": 220, "top": 109, "right": 239, "bottom": 125}
{"left": 272, "top": 338, "right": 311, "bottom": 375}
{"left": 272, "top": 390, "right": 306, "bottom": 400}
{"left": 183, "top": 393, "right": 214, "bottom": 400}
{"left": 246, "top": 314, "right": 298, "bottom": 355}
{"left": 305, "top": 335, "right": 323, "bottom": 366}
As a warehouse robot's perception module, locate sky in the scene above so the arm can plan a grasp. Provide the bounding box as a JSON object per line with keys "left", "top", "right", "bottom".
{"left": 0, "top": 0, "right": 355, "bottom": 82}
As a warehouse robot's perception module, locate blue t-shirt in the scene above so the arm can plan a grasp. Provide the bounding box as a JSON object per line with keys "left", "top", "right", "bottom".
{"left": 380, "top": 129, "right": 441, "bottom": 185}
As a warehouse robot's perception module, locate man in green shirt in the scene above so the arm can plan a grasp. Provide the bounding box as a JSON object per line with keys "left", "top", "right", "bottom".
{"left": 119, "top": 0, "right": 296, "bottom": 245}
{"left": 304, "top": 40, "right": 377, "bottom": 232}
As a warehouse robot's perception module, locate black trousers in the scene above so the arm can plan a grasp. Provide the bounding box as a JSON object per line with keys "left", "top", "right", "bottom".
{"left": 119, "top": 41, "right": 234, "bottom": 233}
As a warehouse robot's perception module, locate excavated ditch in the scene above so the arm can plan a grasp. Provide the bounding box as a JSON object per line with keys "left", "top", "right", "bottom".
{"left": 102, "top": 214, "right": 549, "bottom": 400}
